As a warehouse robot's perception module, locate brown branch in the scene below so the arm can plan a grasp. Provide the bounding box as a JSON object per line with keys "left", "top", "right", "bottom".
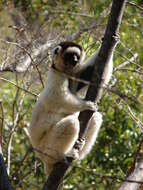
{"left": 75, "top": 165, "right": 143, "bottom": 185}
{"left": 0, "top": 39, "right": 45, "bottom": 88}
{"left": 6, "top": 94, "right": 26, "bottom": 174}
{"left": 118, "top": 158, "right": 143, "bottom": 190}
{"left": 49, "top": 10, "right": 94, "bottom": 18}
{"left": 127, "top": 1, "right": 143, "bottom": 13}
{"left": 78, "top": 0, "right": 126, "bottom": 136}
{"left": 42, "top": 0, "right": 127, "bottom": 190}
{"left": 127, "top": 139, "right": 143, "bottom": 177}
{"left": 114, "top": 53, "right": 138, "bottom": 72}
{"left": 0, "top": 77, "right": 38, "bottom": 97}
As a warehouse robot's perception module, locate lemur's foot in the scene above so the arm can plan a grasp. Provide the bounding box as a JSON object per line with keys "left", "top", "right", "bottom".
{"left": 85, "top": 101, "right": 98, "bottom": 111}
{"left": 74, "top": 138, "right": 85, "bottom": 151}
{"left": 64, "top": 138, "right": 85, "bottom": 163}
{"left": 66, "top": 148, "right": 79, "bottom": 161}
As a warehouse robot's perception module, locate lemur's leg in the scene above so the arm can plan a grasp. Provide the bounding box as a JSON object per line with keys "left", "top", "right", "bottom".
{"left": 44, "top": 115, "right": 80, "bottom": 176}
{"left": 50, "top": 115, "right": 80, "bottom": 156}
{"left": 79, "top": 112, "right": 102, "bottom": 159}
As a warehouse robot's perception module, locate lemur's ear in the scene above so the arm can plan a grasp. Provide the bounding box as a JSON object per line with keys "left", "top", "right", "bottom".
{"left": 53, "top": 46, "right": 62, "bottom": 55}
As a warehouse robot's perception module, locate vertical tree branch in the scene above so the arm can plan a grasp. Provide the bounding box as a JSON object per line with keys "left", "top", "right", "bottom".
{"left": 79, "top": 0, "right": 127, "bottom": 136}
{"left": 118, "top": 158, "right": 143, "bottom": 190}
{"left": 42, "top": 0, "right": 127, "bottom": 190}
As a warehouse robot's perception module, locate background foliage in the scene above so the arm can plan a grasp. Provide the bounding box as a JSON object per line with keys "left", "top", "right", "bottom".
{"left": 0, "top": 0, "right": 143, "bottom": 189}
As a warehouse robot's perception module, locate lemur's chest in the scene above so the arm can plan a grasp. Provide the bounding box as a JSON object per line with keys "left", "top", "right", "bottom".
{"left": 43, "top": 72, "right": 69, "bottom": 100}
{"left": 36, "top": 70, "right": 70, "bottom": 114}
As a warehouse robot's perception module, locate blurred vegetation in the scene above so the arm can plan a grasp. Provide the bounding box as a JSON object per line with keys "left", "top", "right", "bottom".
{"left": 0, "top": 0, "right": 143, "bottom": 189}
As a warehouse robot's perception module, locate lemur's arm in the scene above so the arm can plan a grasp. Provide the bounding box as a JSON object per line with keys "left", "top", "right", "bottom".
{"left": 69, "top": 50, "right": 113, "bottom": 95}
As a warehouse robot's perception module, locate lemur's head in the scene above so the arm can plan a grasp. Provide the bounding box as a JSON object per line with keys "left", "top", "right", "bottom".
{"left": 52, "top": 41, "right": 85, "bottom": 74}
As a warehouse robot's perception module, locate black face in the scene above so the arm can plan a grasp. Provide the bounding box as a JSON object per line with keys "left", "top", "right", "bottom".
{"left": 63, "top": 52, "right": 80, "bottom": 67}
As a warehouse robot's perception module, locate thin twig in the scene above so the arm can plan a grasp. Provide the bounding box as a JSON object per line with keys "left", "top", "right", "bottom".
{"left": 127, "top": 105, "right": 143, "bottom": 128}
{"left": 49, "top": 10, "right": 94, "bottom": 18}
{"left": 114, "top": 53, "right": 138, "bottom": 71}
{"left": 11, "top": 146, "right": 33, "bottom": 181}
{"left": 6, "top": 94, "right": 25, "bottom": 175}
{"left": 115, "top": 50, "right": 143, "bottom": 70}
{"left": 0, "top": 39, "right": 45, "bottom": 88}
{"left": 0, "top": 77, "right": 38, "bottom": 97}
{"left": 116, "top": 68, "right": 143, "bottom": 75}
{"left": 127, "top": 1, "right": 143, "bottom": 12}
{"left": 75, "top": 165, "right": 143, "bottom": 185}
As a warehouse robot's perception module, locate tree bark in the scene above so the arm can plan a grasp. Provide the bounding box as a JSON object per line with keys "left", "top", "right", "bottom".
{"left": 118, "top": 158, "right": 143, "bottom": 190}
{"left": 42, "top": 0, "right": 127, "bottom": 190}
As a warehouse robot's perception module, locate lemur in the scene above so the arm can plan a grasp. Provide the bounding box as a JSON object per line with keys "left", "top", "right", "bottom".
{"left": 29, "top": 41, "right": 113, "bottom": 176}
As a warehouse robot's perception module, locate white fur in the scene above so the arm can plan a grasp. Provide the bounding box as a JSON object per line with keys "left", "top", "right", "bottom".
{"left": 29, "top": 68, "right": 99, "bottom": 176}
{"left": 79, "top": 112, "right": 102, "bottom": 159}
{"left": 66, "top": 47, "right": 81, "bottom": 56}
